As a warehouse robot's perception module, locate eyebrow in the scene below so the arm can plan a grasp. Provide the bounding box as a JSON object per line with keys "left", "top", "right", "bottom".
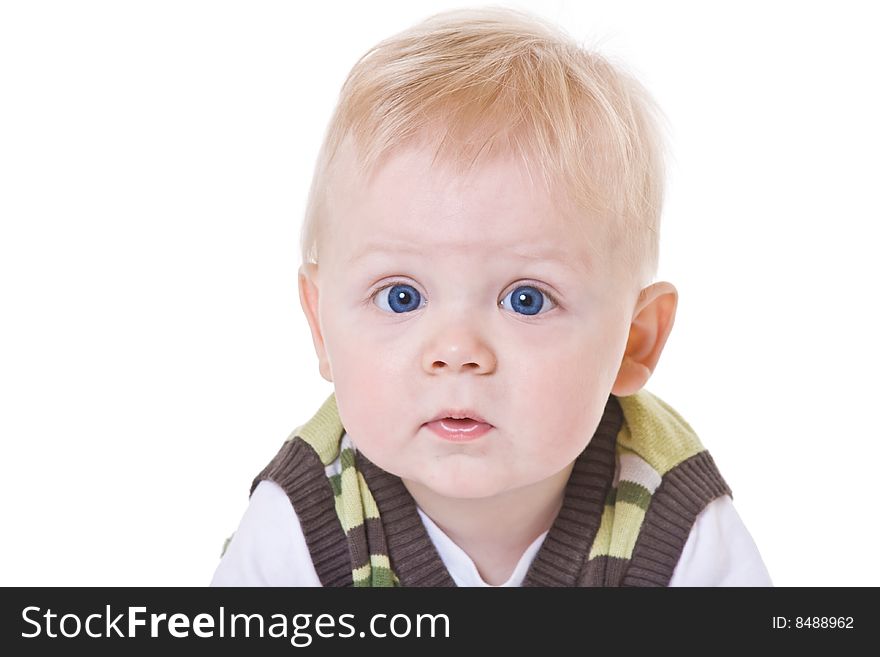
{"left": 346, "top": 241, "right": 587, "bottom": 274}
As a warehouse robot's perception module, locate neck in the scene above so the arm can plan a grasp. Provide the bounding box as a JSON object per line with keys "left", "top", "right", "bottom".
{"left": 402, "top": 463, "right": 573, "bottom": 585}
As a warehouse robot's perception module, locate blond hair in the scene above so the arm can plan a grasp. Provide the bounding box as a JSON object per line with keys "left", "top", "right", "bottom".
{"left": 300, "top": 6, "right": 672, "bottom": 291}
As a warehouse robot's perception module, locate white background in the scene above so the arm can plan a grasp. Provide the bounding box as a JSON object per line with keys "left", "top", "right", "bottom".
{"left": 2, "top": 0, "right": 877, "bottom": 587}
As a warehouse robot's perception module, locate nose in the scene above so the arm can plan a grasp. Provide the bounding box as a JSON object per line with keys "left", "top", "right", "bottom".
{"left": 421, "top": 328, "right": 497, "bottom": 374}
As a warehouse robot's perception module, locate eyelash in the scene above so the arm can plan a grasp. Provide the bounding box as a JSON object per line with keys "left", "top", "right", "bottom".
{"left": 368, "top": 278, "right": 561, "bottom": 314}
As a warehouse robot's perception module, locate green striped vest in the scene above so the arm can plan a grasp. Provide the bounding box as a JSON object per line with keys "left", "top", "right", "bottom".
{"left": 237, "top": 388, "right": 731, "bottom": 586}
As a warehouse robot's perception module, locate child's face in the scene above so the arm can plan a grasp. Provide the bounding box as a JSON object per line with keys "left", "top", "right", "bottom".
{"left": 300, "top": 139, "right": 637, "bottom": 501}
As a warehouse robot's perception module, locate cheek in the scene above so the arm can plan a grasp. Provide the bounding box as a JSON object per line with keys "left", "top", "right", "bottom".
{"left": 514, "top": 331, "right": 602, "bottom": 397}
{"left": 323, "top": 321, "right": 414, "bottom": 454}
{"left": 326, "top": 324, "right": 411, "bottom": 395}
{"left": 509, "top": 339, "right": 612, "bottom": 457}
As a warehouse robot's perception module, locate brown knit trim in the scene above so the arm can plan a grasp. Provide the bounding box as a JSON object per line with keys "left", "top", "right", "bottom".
{"left": 578, "top": 555, "right": 629, "bottom": 587}
{"left": 344, "top": 522, "right": 370, "bottom": 572}
{"left": 621, "top": 449, "right": 732, "bottom": 587}
{"left": 251, "top": 437, "right": 353, "bottom": 587}
{"left": 522, "top": 394, "right": 622, "bottom": 586}
{"left": 356, "top": 452, "right": 457, "bottom": 587}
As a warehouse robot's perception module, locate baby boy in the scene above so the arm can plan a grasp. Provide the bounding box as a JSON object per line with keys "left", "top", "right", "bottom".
{"left": 211, "top": 7, "right": 771, "bottom": 587}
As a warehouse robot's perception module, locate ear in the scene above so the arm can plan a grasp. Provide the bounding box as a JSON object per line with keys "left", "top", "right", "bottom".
{"left": 298, "top": 263, "right": 333, "bottom": 382}
{"left": 611, "top": 282, "right": 678, "bottom": 397}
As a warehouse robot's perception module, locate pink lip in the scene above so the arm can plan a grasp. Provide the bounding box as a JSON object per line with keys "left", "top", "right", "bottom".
{"left": 424, "top": 418, "right": 493, "bottom": 442}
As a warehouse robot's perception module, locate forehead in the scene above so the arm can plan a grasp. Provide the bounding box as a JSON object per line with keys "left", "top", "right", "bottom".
{"left": 325, "top": 139, "right": 597, "bottom": 272}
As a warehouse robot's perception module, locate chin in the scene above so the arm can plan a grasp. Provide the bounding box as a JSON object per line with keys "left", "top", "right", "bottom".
{"left": 414, "top": 473, "right": 508, "bottom": 500}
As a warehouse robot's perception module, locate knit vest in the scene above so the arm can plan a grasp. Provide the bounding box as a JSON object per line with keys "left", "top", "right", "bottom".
{"left": 238, "top": 389, "right": 731, "bottom": 587}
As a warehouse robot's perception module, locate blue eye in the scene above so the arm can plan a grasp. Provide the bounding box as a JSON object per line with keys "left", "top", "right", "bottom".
{"left": 500, "top": 284, "right": 556, "bottom": 316}
{"left": 374, "top": 283, "right": 423, "bottom": 314}
{"left": 371, "top": 281, "right": 557, "bottom": 316}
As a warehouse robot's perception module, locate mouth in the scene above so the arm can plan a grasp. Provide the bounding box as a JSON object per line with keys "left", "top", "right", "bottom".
{"left": 423, "top": 414, "right": 494, "bottom": 442}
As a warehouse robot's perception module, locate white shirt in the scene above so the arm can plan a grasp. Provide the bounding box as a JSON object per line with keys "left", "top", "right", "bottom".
{"left": 210, "top": 480, "right": 773, "bottom": 587}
